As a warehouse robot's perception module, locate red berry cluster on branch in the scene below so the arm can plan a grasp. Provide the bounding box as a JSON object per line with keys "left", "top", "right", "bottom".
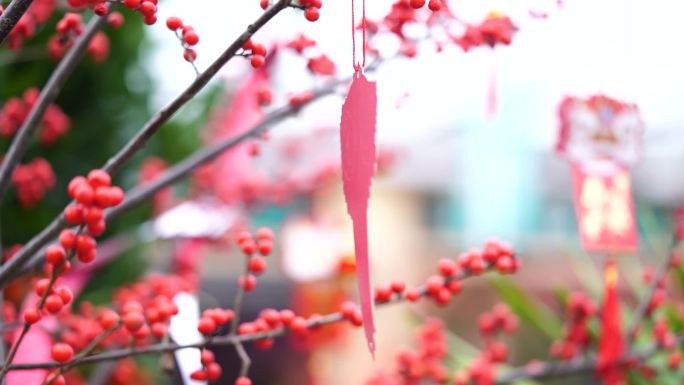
{"left": 297, "top": 0, "right": 322, "bottom": 22}
{"left": 242, "top": 39, "right": 268, "bottom": 69}
{"left": 11, "top": 157, "right": 56, "bottom": 208}
{"left": 236, "top": 227, "right": 274, "bottom": 291}
{"left": 6, "top": 0, "right": 56, "bottom": 50}
{"left": 166, "top": 17, "right": 200, "bottom": 64}
{"left": 0, "top": 88, "right": 70, "bottom": 143}
{"left": 550, "top": 292, "right": 596, "bottom": 360}
{"left": 49, "top": 13, "right": 111, "bottom": 62}
{"left": 64, "top": 169, "right": 124, "bottom": 235}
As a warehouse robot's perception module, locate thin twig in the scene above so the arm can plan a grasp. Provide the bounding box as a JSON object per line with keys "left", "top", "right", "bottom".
{"left": 101, "top": 0, "right": 291, "bottom": 176}
{"left": 626, "top": 237, "right": 680, "bottom": 344}
{"left": 0, "top": 0, "right": 34, "bottom": 46}
{"left": 42, "top": 324, "right": 120, "bottom": 384}
{"left": 0, "top": 0, "right": 292, "bottom": 288}
{"left": 4, "top": 261, "right": 505, "bottom": 371}
{"left": 0, "top": 14, "right": 108, "bottom": 203}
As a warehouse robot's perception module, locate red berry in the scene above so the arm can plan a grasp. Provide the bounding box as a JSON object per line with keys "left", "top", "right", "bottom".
{"left": 409, "top": 0, "right": 425, "bottom": 8}
{"left": 207, "top": 362, "right": 222, "bottom": 381}
{"left": 183, "top": 49, "right": 197, "bottom": 62}
{"left": 84, "top": 207, "right": 104, "bottom": 224}
{"left": 45, "top": 245, "right": 67, "bottom": 265}
{"left": 260, "top": 0, "right": 268, "bottom": 9}
{"left": 143, "top": 14, "right": 157, "bottom": 25}
{"left": 93, "top": 3, "right": 108, "bottom": 16}
{"left": 123, "top": 0, "right": 140, "bottom": 8}
{"left": 290, "top": 316, "right": 308, "bottom": 335}
{"left": 191, "top": 370, "right": 208, "bottom": 381}
{"left": 238, "top": 274, "right": 257, "bottom": 291}
{"left": 437, "top": 258, "right": 458, "bottom": 277}
{"left": 87, "top": 169, "right": 111, "bottom": 188}
{"left": 340, "top": 301, "right": 356, "bottom": 319}
{"left": 74, "top": 184, "right": 94, "bottom": 205}
{"left": 107, "top": 12, "right": 124, "bottom": 28}
{"left": 122, "top": 301, "right": 143, "bottom": 314}
{"left": 123, "top": 312, "right": 145, "bottom": 332}
{"left": 250, "top": 55, "right": 265, "bottom": 68}
{"left": 67, "top": 176, "right": 87, "bottom": 198}
{"left": 425, "top": 275, "right": 444, "bottom": 295}
{"left": 35, "top": 278, "right": 51, "bottom": 296}
{"left": 56, "top": 286, "right": 73, "bottom": 305}
{"left": 76, "top": 235, "right": 96, "bottom": 254}
{"left": 59, "top": 230, "right": 77, "bottom": 249}
{"left": 248, "top": 256, "right": 267, "bottom": 275}
{"left": 405, "top": 287, "right": 421, "bottom": 302}
{"left": 235, "top": 376, "right": 252, "bottom": 385}
{"left": 48, "top": 375, "right": 66, "bottom": 385}
{"left": 166, "top": 16, "right": 182, "bottom": 30}
{"left": 279, "top": 309, "right": 295, "bottom": 325}
{"left": 251, "top": 44, "right": 266, "bottom": 56}
{"left": 390, "top": 280, "right": 406, "bottom": 293}
{"left": 257, "top": 239, "right": 273, "bottom": 256}
{"left": 139, "top": 1, "right": 156, "bottom": 15}
{"left": 183, "top": 30, "right": 199, "bottom": 46}
{"left": 428, "top": 0, "right": 441, "bottom": 11}
{"left": 304, "top": 7, "right": 319, "bottom": 22}
{"left": 197, "top": 317, "right": 217, "bottom": 335}
{"left": 100, "top": 309, "right": 120, "bottom": 329}
{"left": 88, "top": 220, "right": 106, "bottom": 237}
{"left": 200, "top": 349, "right": 215, "bottom": 365}
{"left": 24, "top": 307, "right": 41, "bottom": 324}
{"left": 64, "top": 204, "right": 84, "bottom": 225}
{"left": 45, "top": 295, "right": 64, "bottom": 314}
{"left": 151, "top": 322, "right": 167, "bottom": 338}
{"left": 240, "top": 239, "right": 256, "bottom": 255}
{"left": 51, "top": 343, "right": 74, "bottom": 363}
{"left": 374, "top": 286, "right": 392, "bottom": 302}
{"left": 77, "top": 249, "right": 97, "bottom": 264}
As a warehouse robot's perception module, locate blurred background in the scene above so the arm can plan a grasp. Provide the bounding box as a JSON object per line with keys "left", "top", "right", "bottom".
{"left": 3, "top": 0, "right": 684, "bottom": 384}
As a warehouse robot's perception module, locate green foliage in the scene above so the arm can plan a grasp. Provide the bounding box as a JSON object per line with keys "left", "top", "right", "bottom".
{"left": 489, "top": 276, "right": 563, "bottom": 339}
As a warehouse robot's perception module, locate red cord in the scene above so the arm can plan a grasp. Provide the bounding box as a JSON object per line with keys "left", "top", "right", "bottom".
{"left": 351, "top": 0, "right": 366, "bottom": 72}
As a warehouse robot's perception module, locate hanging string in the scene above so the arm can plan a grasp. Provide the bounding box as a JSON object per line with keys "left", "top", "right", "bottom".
{"left": 351, "top": 0, "right": 367, "bottom": 72}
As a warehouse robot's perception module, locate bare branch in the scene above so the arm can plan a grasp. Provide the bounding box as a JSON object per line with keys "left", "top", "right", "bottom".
{"left": 0, "top": 14, "right": 109, "bottom": 203}
{"left": 0, "top": 0, "right": 292, "bottom": 288}
{"left": 5, "top": 261, "right": 506, "bottom": 371}
{"left": 0, "top": 0, "right": 34, "bottom": 46}
{"left": 101, "top": 0, "right": 291, "bottom": 176}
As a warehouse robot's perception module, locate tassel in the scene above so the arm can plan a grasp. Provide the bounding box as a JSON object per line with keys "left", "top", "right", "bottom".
{"left": 597, "top": 258, "right": 625, "bottom": 384}
{"left": 340, "top": 71, "right": 377, "bottom": 355}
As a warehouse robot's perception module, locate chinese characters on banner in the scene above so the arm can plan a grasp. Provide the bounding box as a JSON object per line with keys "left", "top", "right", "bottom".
{"left": 556, "top": 95, "right": 644, "bottom": 254}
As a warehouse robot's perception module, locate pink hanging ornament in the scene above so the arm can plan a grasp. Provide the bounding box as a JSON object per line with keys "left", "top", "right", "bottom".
{"left": 340, "top": 0, "right": 378, "bottom": 355}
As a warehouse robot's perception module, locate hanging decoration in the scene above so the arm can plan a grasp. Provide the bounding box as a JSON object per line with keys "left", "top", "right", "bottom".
{"left": 556, "top": 94, "right": 645, "bottom": 384}
{"left": 340, "top": 0, "right": 378, "bottom": 355}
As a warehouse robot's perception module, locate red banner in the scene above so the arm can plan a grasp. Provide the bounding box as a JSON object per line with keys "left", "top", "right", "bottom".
{"left": 571, "top": 162, "right": 638, "bottom": 254}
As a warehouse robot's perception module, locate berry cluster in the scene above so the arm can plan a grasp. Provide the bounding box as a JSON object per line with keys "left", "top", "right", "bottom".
{"left": 0, "top": 87, "right": 71, "bottom": 144}
{"left": 11, "top": 158, "right": 56, "bottom": 208}
{"left": 297, "top": 0, "right": 322, "bottom": 22}
{"left": 64, "top": 169, "right": 124, "bottom": 235}
{"left": 284, "top": 34, "right": 336, "bottom": 76}
{"left": 550, "top": 292, "right": 596, "bottom": 360}
{"left": 381, "top": 240, "right": 517, "bottom": 307}
{"left": 166, "top": 17, "right": 200, "bottom": 64}
{"left": 48, "top": 13, "right": 111, "bottom": 62}
{"left": 242, "top": 39, "right": 268, "bottom": 69}
{"left": 120, "top": 0, "right": 159, "bottom": 25}
{"left": 450, "top": 305, "right": 518, "bottom": 385}
{"left": 190, "top": 349, "right": 223, "bottom": 381}
{"left": 236, "top": 227, "right": 274, "bottom": 291}
{"left": 454, "top": 13, "right": 518, "bottom": 51}
{"left": 409, "top": 0, "right": 442, "bottom": 12}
